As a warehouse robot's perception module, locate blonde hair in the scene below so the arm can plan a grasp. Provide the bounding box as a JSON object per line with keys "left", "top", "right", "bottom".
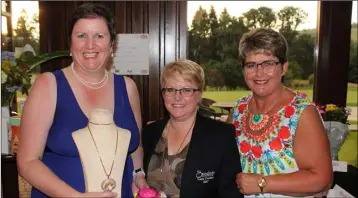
{"left": 160, "top": 59, "right": 205, "bottom": 91}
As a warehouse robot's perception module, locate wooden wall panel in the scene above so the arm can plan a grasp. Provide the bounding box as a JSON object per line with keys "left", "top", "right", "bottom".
{"left": 313, "top": 1, "right": 352, "bottom": 107}
{"left": 39, "top": 1, "right": 187, "bottom": 124}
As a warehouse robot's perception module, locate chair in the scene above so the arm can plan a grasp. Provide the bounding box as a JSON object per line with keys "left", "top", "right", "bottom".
{"left": 197, "top": 104, "right": 215, "bottom": 118}
{"left": 200, "top": 98, "right": 230, "bottom": 117}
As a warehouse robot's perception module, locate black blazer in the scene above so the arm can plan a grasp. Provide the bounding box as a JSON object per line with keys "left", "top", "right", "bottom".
{"left": 142, "top": 113, "right": 243, "bottom": 198}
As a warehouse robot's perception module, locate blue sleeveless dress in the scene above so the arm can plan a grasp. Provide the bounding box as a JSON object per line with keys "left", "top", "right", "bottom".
{"left": 31, "top": 70, "right": 139, "bottom": 198}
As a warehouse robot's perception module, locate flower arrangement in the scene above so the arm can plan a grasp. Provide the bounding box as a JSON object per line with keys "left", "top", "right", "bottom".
{"left": 315, "top": 103, "right": 351, "bottom": 160}
{"left": 1, "top": 45, "right": 70, "bottom": 107}
{"left": 1, "top": 51, "right": 32, "bottom": 107}
{"left": 315, "top": 103, "right": 351, "bottom": 125}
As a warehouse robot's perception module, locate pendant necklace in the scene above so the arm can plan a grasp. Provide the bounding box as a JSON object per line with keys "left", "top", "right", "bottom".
{"left": 88, "top": 124, "right": 118, "bottom": 192}
{"left": 160, "top": 119, "right": 196, "bottom": 172}
{"left": 251, "top": 99, "right": 278, "bottom": 122}
{"left": 251, "top": 87, "right": 286, "bottom": 121}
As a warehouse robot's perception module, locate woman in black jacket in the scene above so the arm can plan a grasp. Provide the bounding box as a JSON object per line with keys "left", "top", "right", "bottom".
{"left": 141, "top": 59, "right": 243, "bottom": 198}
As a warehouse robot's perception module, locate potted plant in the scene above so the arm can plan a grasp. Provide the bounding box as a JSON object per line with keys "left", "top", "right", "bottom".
{"left": 315, "top": 103, "right": 351, "bottom": 160}
{"left": 1, "top": 44, "right": 70, "bottom": 154}
{"left": 2, "top": 45, "right": 70, "bottom": 107}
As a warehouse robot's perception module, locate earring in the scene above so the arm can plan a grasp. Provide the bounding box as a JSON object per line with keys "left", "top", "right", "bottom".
{"left": 111, "top": 52, "right": 114, "bottom": 58}
{"left": 70, "top": 52, "right": 72, "bottom": 56}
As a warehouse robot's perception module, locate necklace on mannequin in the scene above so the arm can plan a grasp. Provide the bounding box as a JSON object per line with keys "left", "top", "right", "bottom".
{"left": 160, "top": 119, "right": 196, "bottom": 172}
{"left": 71, "top": 62, "right": 109, "bottom": 90}
{"left": 87, "top": 123, "right": 118, "bottom": 192}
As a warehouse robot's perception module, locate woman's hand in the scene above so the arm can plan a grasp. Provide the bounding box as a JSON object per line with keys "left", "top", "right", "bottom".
{"left": 236, "top": 173, "right": 262, "bottom": 195}
{"left": 77, "top": 191, "right": 118, "bottom": 197}
{"left": 132, "top": 173, "right": 149, "bottom": 193}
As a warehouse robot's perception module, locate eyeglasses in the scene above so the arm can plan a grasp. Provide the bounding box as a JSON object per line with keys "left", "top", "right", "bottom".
{"left": 243, "top": 60, "right": 280, "bottom": 74}
{"left": 161, "top": 88, "right": 200, "bottom": 97}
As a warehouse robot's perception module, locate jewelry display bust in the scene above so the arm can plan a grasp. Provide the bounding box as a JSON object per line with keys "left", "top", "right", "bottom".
{"left": 72, "top": 109, "right": 131, "bottom": 197}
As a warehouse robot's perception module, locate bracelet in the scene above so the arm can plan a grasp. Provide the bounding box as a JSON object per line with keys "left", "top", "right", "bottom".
{"left": 133, "top": 168, "right": 146, "bottom": 177}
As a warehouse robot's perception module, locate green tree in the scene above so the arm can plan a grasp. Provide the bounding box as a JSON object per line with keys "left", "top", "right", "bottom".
{"left": 13, "top": 9, "right": 39, "bottom": 54}
{"left": 257, "top": 7, "right": 276, "bottom": 28}
{"left": 242, "top": 7, "right": 276, "bottom": 29}
{"left": 208, "top": 5, "right": 220, "bottom": 60}
{"left": 284, "top": 60, "right": 303, "bottom": 86}
{"left": 188, "top": 6, "right": 211, "bottom": 64}
{"left": 218, "top": 58, "right": 245, "bottom": 89}
{"left": 242, "top": 8, "right": 259, "bottom": 29}
{"left": 289, "top": 33, "right": 315, "bottom": 79}
{"left": 277, "top": 6, "right": 308, "bottom": 46}
{"left": 349, "top": 40, "right": 358, "bottom": 83}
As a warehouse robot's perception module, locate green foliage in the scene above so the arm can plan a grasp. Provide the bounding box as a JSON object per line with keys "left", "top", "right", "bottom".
{"left": 349, "top": 40, "right": 358, "bottom": 83}
{"left": 1, "top": 57, "right": 32, "bottom": 106}
{"left": 17, "top": 51, "right": 70, "bottom": 72}
{"left": 13, "top": 9, "right": 39, "bottom": 54}
{"left": 243, "top": 7, "right": 276, "bottom": 29}
{"left": 308, "top": 73, "right": 314, "bottom": 86}
{"left": 289, "top": 79, "right": 310, "bottom": 89}
{"left": 289, "top": 33, "right": 315, "bottom": 78}
{"left": 202, "top": 86, "right": 357, "bottom": 107}
{"left": 283, "top": 61, "right": 302, "bottom": 87}
{"left": 189, "top": 5, "right": 357, "bottom": 89}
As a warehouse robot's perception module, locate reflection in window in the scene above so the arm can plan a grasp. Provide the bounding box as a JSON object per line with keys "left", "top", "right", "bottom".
{"left": 2, "top": 1, "right": 10, "bottom": 48}
{"left": 11, "top": 1, "right": 39, "bottom": 55}
{"left": 2, "top": 1, "right": 40, "bottom": 75}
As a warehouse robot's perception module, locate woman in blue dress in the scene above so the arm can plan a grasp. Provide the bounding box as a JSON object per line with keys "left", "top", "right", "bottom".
{"left": 17, "top": 3, "right": 147, "bottom": 197}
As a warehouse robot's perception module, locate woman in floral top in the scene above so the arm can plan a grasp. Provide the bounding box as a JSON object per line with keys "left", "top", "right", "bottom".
{"left": 226, "top": 28, "right": 332, "bottom": 197}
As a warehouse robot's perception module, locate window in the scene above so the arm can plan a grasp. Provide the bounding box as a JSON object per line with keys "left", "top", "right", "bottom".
{"left": 347, "top": 1, "right": 357, "bottom": 110}
{"left": 1, "top": 1, "right": 40, "bottom": 72}
{"left": 187, "top": 1, "right": 318, "bottom": 104}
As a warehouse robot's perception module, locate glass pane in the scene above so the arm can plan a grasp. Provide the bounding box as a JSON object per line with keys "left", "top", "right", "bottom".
{"left": 2, "top": 1, "right": 7, "bottom": 12}
{"left": 2, "top": 1, "right": 10, "bottom": 50}
{"left": 11, "top": 1, "right": 40, "bottom": 74}
{"left": 2, "top": 16, "right": 7, "bottom": 35}
{"left": 11, "top": 1, "right": 39, "bottom": 55}
{"left": 347, "top": 1, "right": 357, "bottom": 124}
{"left": 187, "top": 1, "right": 318, "bottom": 112}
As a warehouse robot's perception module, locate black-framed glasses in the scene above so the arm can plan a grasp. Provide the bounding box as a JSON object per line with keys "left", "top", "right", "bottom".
{"left": 161, "top": 88, "right": 200, "bottom": 97}
{"left": 243, "top": 60, "right": 280, "bottom": 74}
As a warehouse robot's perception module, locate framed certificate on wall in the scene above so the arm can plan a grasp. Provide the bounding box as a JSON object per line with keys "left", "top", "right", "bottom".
{"left": 111, "top": 34, "right": 149, "bottom": 75}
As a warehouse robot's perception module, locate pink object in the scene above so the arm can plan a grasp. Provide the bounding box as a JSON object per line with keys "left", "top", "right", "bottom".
{"left": 137, "top": 188, "right": 160, "bottom": 198}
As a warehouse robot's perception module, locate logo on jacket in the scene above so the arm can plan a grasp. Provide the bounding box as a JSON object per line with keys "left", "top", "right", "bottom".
{"left": 196, "top": 170, "right": 215, "bottom": 183}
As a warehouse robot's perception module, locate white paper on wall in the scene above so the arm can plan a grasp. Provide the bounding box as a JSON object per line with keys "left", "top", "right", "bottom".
{"left": 111, "top": 34, "right": 149, "bottom": 75}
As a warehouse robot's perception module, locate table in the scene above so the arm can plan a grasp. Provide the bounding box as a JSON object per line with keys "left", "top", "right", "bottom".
{"left": 212, "top": 101, "right": 236, "bottom": 112}
{"left": 332, "top": 165, "right": 357, "bottom": 197}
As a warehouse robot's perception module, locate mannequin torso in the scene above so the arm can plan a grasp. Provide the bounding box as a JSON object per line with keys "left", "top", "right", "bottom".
{"left": 72, "top": 109, "right": 131, "bottom": 197}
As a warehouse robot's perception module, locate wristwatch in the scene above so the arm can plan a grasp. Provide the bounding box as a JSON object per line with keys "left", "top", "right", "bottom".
{"left": 257, "top": 176, "right": 267, "bottom": 194}
{"left": 133, "top": 168, "right": 146, "bottom": 177}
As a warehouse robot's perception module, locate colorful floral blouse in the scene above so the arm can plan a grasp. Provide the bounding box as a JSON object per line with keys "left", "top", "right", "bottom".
{"left": 232, "top": 90, "right": 312, "bottom": 197}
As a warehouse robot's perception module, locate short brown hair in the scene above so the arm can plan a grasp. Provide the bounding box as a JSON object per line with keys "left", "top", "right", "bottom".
{"left": 238, "top": 28, "right": 288, "bottom": 66}
{"left": 160, "top": 59, "right": 205, "bottom": 91}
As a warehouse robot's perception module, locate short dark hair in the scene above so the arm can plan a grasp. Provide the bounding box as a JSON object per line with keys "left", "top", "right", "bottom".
{"left": 69, "top": 3, "right": 116, "bottom": 45}
{"left": 238, "top": 28, "right": 288, "bottom": 66}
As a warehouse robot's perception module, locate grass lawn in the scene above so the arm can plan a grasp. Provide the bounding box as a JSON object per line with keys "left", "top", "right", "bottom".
{"left": 203, "top": 88, "right": 358, "bottom": 106}
{"left": 349, "top": 120, "right": 358, "bottom": 125}
{"left": 339, "top": 131, "right": 357, "bottom": 167}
